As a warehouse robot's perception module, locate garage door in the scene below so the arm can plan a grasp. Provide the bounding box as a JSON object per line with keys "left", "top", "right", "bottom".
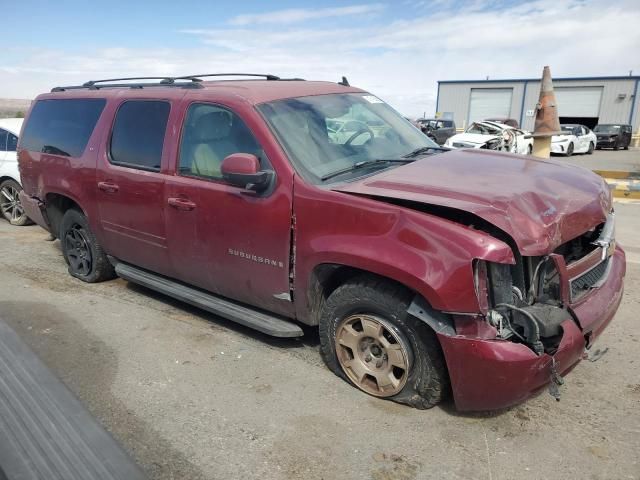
{"left": 555, "top": 87, "right": 603, "bottom": 117}
{"left": 468, "top": 88, "right": 513, "bottom": 123}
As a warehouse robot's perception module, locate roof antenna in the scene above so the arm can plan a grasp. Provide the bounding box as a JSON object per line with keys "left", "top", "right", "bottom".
{"left": 338, "top": 76, "right": 350, "bottom": 87}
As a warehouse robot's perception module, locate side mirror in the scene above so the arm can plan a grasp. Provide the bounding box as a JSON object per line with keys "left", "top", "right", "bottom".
{"left": 221, "top": 153, "right": 272, "bottom": 192}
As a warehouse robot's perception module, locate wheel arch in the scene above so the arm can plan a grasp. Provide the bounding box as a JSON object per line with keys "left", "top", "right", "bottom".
{"left": 44, "top": 192, "right": 86, "bottom": 238}
{"left": 302, "top": 262, "right": 445, "bottom": 330}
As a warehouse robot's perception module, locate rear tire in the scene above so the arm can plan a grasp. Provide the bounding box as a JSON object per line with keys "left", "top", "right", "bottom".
{"left": 587, "top": 142, "right": 594, "bottom": 155}
{"left": 0, "top": 179, "right": 32, "bottom": 226}
{"left": 319, "top": 276, "right": 449, "bottom": 409}
{"left": 60, "top": 209, "right": 115, "bottom": 283}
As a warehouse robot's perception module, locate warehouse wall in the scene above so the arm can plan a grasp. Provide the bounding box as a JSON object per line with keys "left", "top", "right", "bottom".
{"left": 519, "top": 78, "right": 638, "bottom": 131}
{"left": 438, "top": 78, "right": 639, "bottom": 132}
{"left": 437, "top": 82, "right": 525, "bottom": 129}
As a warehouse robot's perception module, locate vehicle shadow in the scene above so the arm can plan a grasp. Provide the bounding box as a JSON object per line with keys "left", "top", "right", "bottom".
{"left": 124, "top": 281, "right": 321, "bottom": 350}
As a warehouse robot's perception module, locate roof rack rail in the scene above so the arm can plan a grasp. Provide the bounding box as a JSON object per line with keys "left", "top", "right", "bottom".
{"left": 51, "top": 73, "right": 283, "bottom": 92}
{"left": 175, "top": 73, "right": 281, "bottom": 81}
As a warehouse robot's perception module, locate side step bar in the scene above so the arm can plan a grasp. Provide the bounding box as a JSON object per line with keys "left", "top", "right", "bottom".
{"left": 114, "top": 262, "right": 304, "bottom": 338}
{"left": 0, "top": 320, "right": 147, "bottom": 480}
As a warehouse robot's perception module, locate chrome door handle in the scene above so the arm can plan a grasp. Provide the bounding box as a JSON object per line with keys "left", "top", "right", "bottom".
{"left": 97, "top": 181, "right": 119, "bottom": 193}
{"left": 167, "top": 197, "right": 196, "bottom": 211}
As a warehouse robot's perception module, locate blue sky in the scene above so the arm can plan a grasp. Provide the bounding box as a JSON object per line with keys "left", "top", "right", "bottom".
{"left": 2, "top": 0, "right": 639, "bottom": 116}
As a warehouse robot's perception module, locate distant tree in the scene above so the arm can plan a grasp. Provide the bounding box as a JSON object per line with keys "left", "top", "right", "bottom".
{"left": 14, "top": 111, "right": 25, "bottom": 118}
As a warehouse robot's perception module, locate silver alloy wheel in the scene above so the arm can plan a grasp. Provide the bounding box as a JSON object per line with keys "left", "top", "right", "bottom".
{"left": 0, "top": 183, "right": 26, "bottom": 224}
{"left": 335, "top": 314, "right": 411, "bottom": 397}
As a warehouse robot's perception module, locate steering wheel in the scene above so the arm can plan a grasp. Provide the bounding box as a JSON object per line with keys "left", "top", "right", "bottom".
{"left": 345, "top": 123, "right": 374, "bottom": 146}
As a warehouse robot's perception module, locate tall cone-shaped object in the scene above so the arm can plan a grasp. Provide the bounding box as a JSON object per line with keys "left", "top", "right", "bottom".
{"left": 531, "top": 66, "right": 563, "bottom": 159}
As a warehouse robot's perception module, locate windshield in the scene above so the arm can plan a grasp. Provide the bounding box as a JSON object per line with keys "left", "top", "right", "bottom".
{"left": 465, "top": 122, "right": 502, "bottom": 135}
{"left": 258, "top": 93, "right": 440, "bottom": 184}
{"left": 594, "top": 125, "right": 620, "bottom": 133}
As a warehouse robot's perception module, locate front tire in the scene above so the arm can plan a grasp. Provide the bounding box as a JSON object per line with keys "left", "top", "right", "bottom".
{"left": 60, "top": 209, "right": 115, "bottom": 283}
{"left": 527, "top": 144, "right": 533, "bottom": 155}
{"left": 0, "top": 179, "right": 31, "bottom": 226}
{"left": 319, "top": 276, "right": 448, "bottom": 409}
{"left": 587, "top": 142, "right": 594, "bottom": 155}
{"left": 565, "top": 142, "right": 574, "bottom": 156}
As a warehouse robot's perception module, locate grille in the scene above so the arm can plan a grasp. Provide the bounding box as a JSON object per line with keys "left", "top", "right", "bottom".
{"left": 570, "top": 259, "right": 608, "bottom": 300}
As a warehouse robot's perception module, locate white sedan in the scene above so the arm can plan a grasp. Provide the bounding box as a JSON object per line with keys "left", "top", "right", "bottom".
{"left": 444, "top": 121, "right": 533, "bottom": 155}
{"left": 551, "top": 124, "right": 597, "bottom": 156}
{"left": 0, "top": 118, "right": 31, "bottom": 226}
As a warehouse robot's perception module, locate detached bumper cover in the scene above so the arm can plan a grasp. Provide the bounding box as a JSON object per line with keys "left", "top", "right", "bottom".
{"left": 439, "top": 246, "right": 625, "bottom": 411}
{"left": 18, "top": 191, "right": 49, "bottom": 231}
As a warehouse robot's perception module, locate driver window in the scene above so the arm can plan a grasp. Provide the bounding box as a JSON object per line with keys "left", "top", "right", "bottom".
{"left": 179, "top": 103, "right": 265, "bottom": 179}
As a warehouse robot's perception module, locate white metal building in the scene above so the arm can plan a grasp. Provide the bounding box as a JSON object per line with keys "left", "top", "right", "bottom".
{"left": 436, "top": 76, "right": 640, "bottom": 132}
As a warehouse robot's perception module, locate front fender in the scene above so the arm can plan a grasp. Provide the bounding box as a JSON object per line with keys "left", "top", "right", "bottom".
{"left": 293, "top": 182, "right": 514, "bottom": 321}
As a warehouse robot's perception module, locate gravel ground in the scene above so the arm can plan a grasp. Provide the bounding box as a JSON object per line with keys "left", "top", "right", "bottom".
{"left": 0, "top": 203, "right": 639, "bottom": 480}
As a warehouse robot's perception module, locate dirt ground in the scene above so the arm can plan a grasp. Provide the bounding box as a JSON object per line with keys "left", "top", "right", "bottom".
{"left": 0, "top": 202, "right": 639, "bottom": 480}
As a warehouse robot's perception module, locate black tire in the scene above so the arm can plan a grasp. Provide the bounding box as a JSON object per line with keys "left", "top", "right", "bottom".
{"left": 60, "top": 209, "right": 115, "bottom": 283}
{"left": 587, "top": 142, "right": 594, "bottom": 155}
{"left": 565, "top": 142, "right": 574, "bottom": 156}
{"left": 319, "top": 276, "right": 449, "bottom": 409}
{"left": 527, "top": 144, "right": 533, "bottom": 155}
{"left": 0, "top": 179, "right": 32, "bottom": 226}
{"left": 623, "top": 145, "right": 629, "bottom": 150}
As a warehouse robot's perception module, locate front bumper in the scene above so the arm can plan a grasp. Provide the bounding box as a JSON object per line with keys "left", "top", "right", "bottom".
{"left": 18, "top": 192, "right": 49, "bottom": 231}
{"left": 438, "top": 246, "right": 625, "bottom": 411}
{"left": 596, "top": 138, "right": 617, "bottom": 148}
{"left": 550, "top": 142, "right": 568, "bottom": 153}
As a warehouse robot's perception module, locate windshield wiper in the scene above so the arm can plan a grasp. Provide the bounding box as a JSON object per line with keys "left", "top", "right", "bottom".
{"left": 321, "top": 158, "right": 414, "bottom": 182}
{"left": 403, "top": 146, "right": 450, "bottom": 158}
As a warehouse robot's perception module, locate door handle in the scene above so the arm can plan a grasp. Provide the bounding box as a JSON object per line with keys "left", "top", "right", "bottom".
{"left": 98, "top": 181, "right": 119, "bottom": 193}
{"left": 168, "top": 197, "right": 196, "bottom": 211}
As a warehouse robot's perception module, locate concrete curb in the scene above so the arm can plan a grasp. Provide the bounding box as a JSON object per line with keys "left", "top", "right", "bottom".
{"left": 593, "top": 170, "right": 640, "bottom": 200}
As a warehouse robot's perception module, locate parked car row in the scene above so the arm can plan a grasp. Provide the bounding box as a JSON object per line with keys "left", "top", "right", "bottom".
{"left": 0, "top": 118, "right": 30, "bottom": 225}
{"left": 413, "top": 114, "right": 633, "bottom": 156}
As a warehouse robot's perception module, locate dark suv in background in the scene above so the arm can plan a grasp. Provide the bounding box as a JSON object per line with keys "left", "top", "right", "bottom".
{"left": 594, "top": 124, "right": 632, "bottom": 150}
{"left": 416, "top": 118, "right": 456, "bottom": 145}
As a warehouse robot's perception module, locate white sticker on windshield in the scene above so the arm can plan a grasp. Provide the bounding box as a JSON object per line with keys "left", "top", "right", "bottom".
{"left": 362, "top": 95, "right": 384, "bottom": 104}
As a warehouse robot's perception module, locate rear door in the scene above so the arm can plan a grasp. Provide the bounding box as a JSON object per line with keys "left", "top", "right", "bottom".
{"left": 96, "top": 99, "right": 174, "bottom": 276}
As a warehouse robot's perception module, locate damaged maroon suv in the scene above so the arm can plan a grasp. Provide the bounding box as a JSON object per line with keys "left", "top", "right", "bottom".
{"left": 18, "top": 74, "right": 625, "bottom": 411}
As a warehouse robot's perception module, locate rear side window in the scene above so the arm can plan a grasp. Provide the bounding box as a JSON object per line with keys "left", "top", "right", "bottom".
{"left": 110, "top": 101, "right": 170, "bottom": 171}
{"left": 20, "top": 99, "right": 106, "bottom": 157}
{"left": 0, "top": 129, "right": 7, "bottom": 151}
{"left": 7, "top": 133, "right": 18, "bottom": 152}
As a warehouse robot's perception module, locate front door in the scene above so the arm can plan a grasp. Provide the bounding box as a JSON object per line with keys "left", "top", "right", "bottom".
{"left": 165, "top": 102, "right": 294, "bottom": 316}
{"left": 96, "top": 99, "right": 173, "bottom": 276}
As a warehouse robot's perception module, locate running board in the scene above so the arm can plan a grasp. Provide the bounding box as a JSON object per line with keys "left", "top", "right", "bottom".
{"left": 0, "top": 320, "right": 147, "bottom": 480}
{"left": 114, "top": 263, "right": 304, "bottom": 338}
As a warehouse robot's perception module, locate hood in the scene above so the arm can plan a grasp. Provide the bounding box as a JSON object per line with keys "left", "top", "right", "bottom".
{"left": 331, "top": 149, "right": 610, "bottom": 256}
{"left": 448, "top": 133, "right": 496, "bottom": 145}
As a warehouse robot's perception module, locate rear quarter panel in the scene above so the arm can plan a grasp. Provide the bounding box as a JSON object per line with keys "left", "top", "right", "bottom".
{"left": 18, "top": 92, "right": 111, "bottom": 234}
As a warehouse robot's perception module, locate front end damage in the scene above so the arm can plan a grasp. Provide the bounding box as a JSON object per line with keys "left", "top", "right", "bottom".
{"left": 427, "top": 214, "right": 625, "bottom": 411}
